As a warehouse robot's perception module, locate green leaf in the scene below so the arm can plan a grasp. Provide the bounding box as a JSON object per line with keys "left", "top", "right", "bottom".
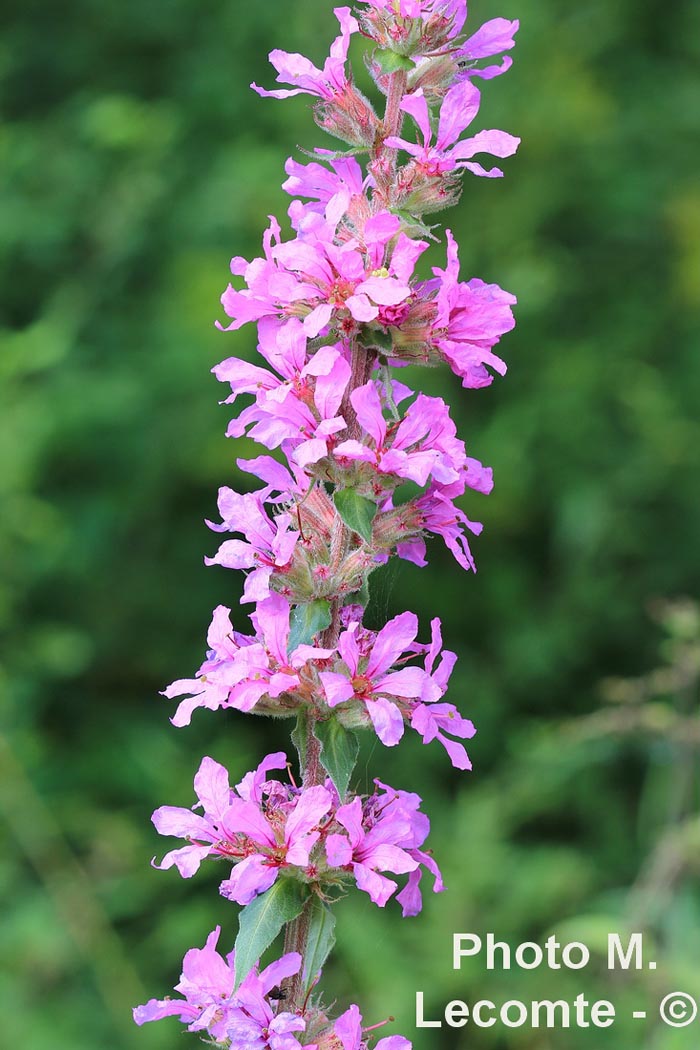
{"left": 360, "top": 326, "right": 394, "bottom": 354}
{"left": 303, "top": 896, "right": 337, "bottom": 990}
{"left": 316, "top": 719, "right": 359, "bottom": 799}
{"left": 234, "top": 879, "right": 307, "bottom": 988}
{"left": 334, "top": 489, "right": 377, "bottom": 544}
{"left": 288, "top": 600, "right": 332, "bottom": 652}
{"left": 375, "top": 49, "right": 415, "bottom": 75}
{"left": 291, "top": 709, "right": 310, "bottom": 769}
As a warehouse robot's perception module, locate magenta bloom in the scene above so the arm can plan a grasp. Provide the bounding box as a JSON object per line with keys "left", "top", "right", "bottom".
{"left": 320, "top": 611, "right": 438, "bottom": 746}
{"left": 217, "top": 211, "right": 426, "bottom": 346}
{"left": 161, "top": 604, "right": 264, "bottom": 726}
{"left": 252, "top": 7, "right": 358, "bottom": 102}
{"left": 326, "top": 796, "right": 417, "bottom": 908}
{"left": 361, "top": 0, "right": 517, "bottom": 81}
{"left": 410, "top": 619, "right": 476, "bottom": 769}
{"left": 162, "top": 593, "right": 334, "bottom": 726}
{"left": 205, "top": 488, "right": 300, "bottom": 601}
{"left": 333, "top": 1004, "right": 412, "bottom": 1050}
{"left": 215, "top": 318, "right": 351, "bottom": 456}
{"left": 387, "top": 82, "right": 519, "bottom": 179}
{"left": 151, "top": 753, "right": 333, "bottom": 904}
{"left": 363, "top": 0, "right": 466, "bottom": 40}
{"left": 407, "top": 487, "right": 484, "bottom": 572}
{"left": 457, "top": 17, "right": 520, "bottom": 80}
{"left": 226, "top": 956, "right": 310, "bottom": 1050}
{"left": 325, "top": 782, "right": 443, "bottom": 914}
{"left": 137, "top": 0, "right": 522, "bottom": 1037}
{"left": 283, "top": 153, "right": 370, "bottom": 217}
{"left": 334, "top": 383, "right": 468, "bottom": 490}
{"left": 317, "top": 609, "right": 473, "bottom": 769}
{"left": 134, "top": 927, "right": 307, "bottom": 1048}
{"left": 425, "top": 228, "right": 517, "bottom": 388}
{"left": 133, "top": 926, "right": 236, "bottom": 1038}
{"left": 219, "top": 779, "right": 333, "bottom": 905}
{"left": 221, "top": 341, "right": 352, "bottom": 469}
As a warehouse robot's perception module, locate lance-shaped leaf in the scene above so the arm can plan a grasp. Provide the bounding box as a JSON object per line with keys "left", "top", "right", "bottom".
{"left": 375, "top": 49, "right": 415, "bottom": 75}
{"left": 316, "top": 718, "right": 359, "bottom": 799}
{"left": 303, "top": 896, "right": 336, "bottom": 990}
{"left": 288, "top": 599, "right": 332, "bottom": 652}
{"left": 234, "top": 878, "right": 307, "bottom": 988}
{"left": 334, "top": 488, "right": 377, "bottom": 544}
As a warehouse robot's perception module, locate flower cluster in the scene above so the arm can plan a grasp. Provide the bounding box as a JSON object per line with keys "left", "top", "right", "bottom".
{"left": 151, "top": 754, "right": 443, "bottom": 914}
{"left": 163, "top": 598, "right": 474, "bottom": 768}
{"left": 135, "top": 929, "right": 409, "bottom": 1050}
{"left": 136, "top": 1, "right": 519, "bottom": 1047}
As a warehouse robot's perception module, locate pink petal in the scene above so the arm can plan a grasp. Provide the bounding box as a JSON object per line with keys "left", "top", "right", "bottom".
{"left": 400, "top": 89, "right": 432, "bottom": 146}
{"left": 350, "top": 382, "right": 386, "bottom": 447}
{"left": 193, "top": 758, "right": 232, "bottom": 824}
{"left": 219, "top": 855, "right": 279, "bottom": 905}
{"left": 437, "top": 80, "right": 481, "bottom": 149}
{"left": 320, "top": 671, "right": 355, "bottom": 707}
{"left": 367, "top": 611, "right": 418, "bottom": 677}
{"left": 365, "top": 696, "right": 405, "bottom": 747}
{"left": 353, "top": 862, "right": 397, "bottom": 907}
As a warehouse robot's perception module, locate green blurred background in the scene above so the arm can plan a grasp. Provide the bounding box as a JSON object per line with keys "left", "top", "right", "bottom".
{"left": 1, "top": 0, "right": 699, "bottom": 1047}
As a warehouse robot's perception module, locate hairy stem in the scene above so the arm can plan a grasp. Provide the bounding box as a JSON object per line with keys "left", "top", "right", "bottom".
{"left": 373, "top": 68, "right": 408, "bottom": 205}
{"left": 281, "top": 65, "right": 407, "bottom": 1011}
{"left": 282, "top": 333, "right": 377, "bottom": 1009}
{"left": 384, "top": 69, "right": 408, "bottom": 144}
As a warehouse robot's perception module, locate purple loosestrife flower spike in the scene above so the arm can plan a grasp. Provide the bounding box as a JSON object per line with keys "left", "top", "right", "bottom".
{"left": 136, "top": 1, "right": 520, "bottom": 1044}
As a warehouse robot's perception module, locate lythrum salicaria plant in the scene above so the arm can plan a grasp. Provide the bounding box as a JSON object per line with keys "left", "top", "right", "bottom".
{"left": 134, "top": 3, "right": 520, "bottom": 1046}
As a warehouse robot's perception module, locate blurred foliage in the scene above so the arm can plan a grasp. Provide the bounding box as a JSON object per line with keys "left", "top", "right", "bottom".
{"left": 1, "top": 0, "right": 699, "bottom": 1048}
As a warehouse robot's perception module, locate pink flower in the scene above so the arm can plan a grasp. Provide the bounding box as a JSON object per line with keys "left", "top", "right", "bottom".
{"left": 325, "top": 782, "right": 443, "bottom": 913}
{"left": 162, "top": 594, "right": 334, "bottom": 725}
{"left": 217, "top": 212, "right": 426, "bottom": 345}
{"left": 133, "top": 926, "right": 235, "bottom": 1037}
{"left": 334, "top": 382, "right": 468, "bottom": 490}
{"left": 221, "top": 337, "right": 352, "bottom": 469}
{"left": 362, "top": 0, "right": 466, "bottom": 41}
{"left": 252, "top": 7, "right": 358, "bottom": 102}
{"left": 319, "top": 610, "right": 472, "bottom": 769}
{"left": 410, "top": 619, "right": 475, "bottom": 769}
{"left": 205, "top": 488, "right": 300, "bottom": 602}
{"left": 457, "top": 18, "right": 520, "bottom": 81}
{"left": 386, "top": 83, "right": 519, "bottom": 179}
{"left": 320, "top": 611, "right": 442, "bottom": 747}
{"left": 134, "top": 927, "right": 307, "bottom": 1048}
{"left": 326, "top": 796, "right": 417, "bottom": 907}
{"left": 332, "top": 1004, "right": 411, "bottom": 1050}
{"left": 283, "top": 153, "right": 370, "bottom": 216}
{"left": 161, "top": 605, "right": 265, "bottom": 726}
{"left": 426, "top": 228, "right": 517, "bottom": 387}
{"left": 151, "top": 753, "right": 334, "bottom": 904}
{"left": 408, "top": 487, "right": 484, "bottom": 572}
{"left": 218, "top": 777, "right": 333, "bottom": 904}
{"left": 360, "top": 0, "right": 517, "bottom": 81}
{"left": 386, "top": 81, "right": 518, "bottom": 178}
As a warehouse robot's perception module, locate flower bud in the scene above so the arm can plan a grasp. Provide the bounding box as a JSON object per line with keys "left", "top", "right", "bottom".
{"left": 385, "top": 299, "right": 442, "bottom": 364}
{"left": 408, "top": 54, "right": 461, "bottom": 99}
{"left": 314, "top": 86, "right": 380, "bottom": 149}
{"left": 394, "top": 162, "right": 462, "bottom": 215}
{"left": 359, "top": 6, "right": 461, "bottom": 59}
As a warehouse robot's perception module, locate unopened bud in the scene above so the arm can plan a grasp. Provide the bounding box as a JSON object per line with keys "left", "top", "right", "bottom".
{"left": 395, "top": 163, "right": 462, "bottom": 216}
{"left": 408, "top": 55, "right": 461, "bottom": 100}
{"left": 315, "top": 86, "right": 380, "bottom": 149}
